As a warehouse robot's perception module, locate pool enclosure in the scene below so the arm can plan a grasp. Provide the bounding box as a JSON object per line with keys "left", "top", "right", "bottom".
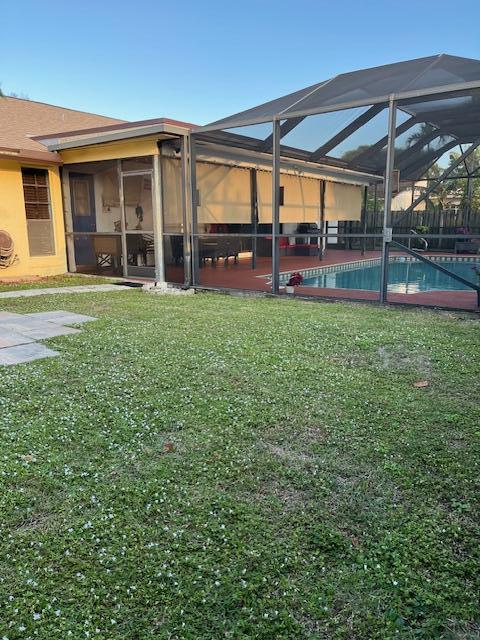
{"left": 42, "top": 54, "right": 480, "bottom": 310}
{"left": 191, "top": 54, "right": 480, "bottom": 310}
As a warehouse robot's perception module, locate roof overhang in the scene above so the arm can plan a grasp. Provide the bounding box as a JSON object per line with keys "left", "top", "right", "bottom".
{"left": 37, "top": 119, "right": 194, "bottom": 152}
{"left": 0, "top": 146, "right": 63, "bottom": 165}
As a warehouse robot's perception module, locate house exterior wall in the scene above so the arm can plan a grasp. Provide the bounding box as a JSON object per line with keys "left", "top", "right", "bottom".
{"left": 0, "top": 159, "right": 67, "bottom": 278}
{"left": 392, "top": 183, "right": 426, "bottom": 211}
{"left": 0, "top": 139, "right": 160, "bottom": 279}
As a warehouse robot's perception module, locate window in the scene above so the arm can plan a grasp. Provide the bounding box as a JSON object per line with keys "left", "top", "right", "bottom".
{"left": 22, "top": 168, "right": 55, "bottom": 256}
{"left": 72, "top": 179, "right": 91, "bottom": 216}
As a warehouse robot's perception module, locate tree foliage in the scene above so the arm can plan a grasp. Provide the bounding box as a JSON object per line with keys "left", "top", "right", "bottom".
{"left": 426, "top": 148, "right": 480, "bottom": 212}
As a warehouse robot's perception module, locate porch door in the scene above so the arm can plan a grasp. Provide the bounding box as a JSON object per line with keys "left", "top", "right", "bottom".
{"left": 122, "top": 171, "right": 156, "bottom": 278}
{"left": 70, "top": 173, "right": 96, "bottom": 267}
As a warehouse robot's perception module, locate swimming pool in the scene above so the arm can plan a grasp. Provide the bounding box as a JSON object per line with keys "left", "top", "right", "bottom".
{"left": 299, "top": 257, "right": 480, "bottom": 294}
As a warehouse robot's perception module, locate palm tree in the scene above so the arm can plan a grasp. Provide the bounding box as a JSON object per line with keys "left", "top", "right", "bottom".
{"left": 406, "top": 123, "right": 437, "bottom": 147}
{"left": 406, "top": 122, "right": 452, "bottom": 160}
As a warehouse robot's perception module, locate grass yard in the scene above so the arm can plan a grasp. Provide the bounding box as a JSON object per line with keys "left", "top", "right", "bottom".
{"left": 0, "top": 274, "right": 117, "bottom": 292}
{"left": 0, "top": 291, "right": 479, "bottom": 639}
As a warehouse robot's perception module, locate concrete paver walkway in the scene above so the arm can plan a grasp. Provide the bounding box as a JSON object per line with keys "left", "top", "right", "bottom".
{"left": 0, "top": 310, "right": 97, "bottom": 366}
{"left": 0, "top": 343, "right": 60, "bottom": 365}
{"left": 26, "top": 311, "right": 97, "bottom": 324}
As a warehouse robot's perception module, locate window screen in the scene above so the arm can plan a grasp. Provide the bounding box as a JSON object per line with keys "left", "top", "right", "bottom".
{"left": 22, "top": 168, "right": 55, "bottom": 256}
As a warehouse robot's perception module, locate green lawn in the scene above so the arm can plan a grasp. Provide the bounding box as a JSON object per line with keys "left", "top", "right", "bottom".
{"left": 0, "top": 291, "right": 479, "bottom": 639}
{"left": 0, "top": 274, "right": 117, "bottom": 292}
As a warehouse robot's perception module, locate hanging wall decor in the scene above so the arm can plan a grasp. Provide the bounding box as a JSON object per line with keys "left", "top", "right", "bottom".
{"left": 0, "top": 230, "right": 18, "bottom": 268}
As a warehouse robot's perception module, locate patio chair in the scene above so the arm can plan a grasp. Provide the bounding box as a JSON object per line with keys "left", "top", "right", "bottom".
{"left": 92, "top": 235, "right": 122, "bottom": 271}
{"left": 215, "top": 237, "right": 240, "bottom": 264}
{"left": 199, "top": 239, "right": 219, "bottom": 264}
{"left": 126, "top": 234, "right": 154, "bottom": 267}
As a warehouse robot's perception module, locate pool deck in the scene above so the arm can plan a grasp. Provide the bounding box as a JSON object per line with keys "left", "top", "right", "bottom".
{"left": 167, "top": 249, "right": 478, "bottom": 311}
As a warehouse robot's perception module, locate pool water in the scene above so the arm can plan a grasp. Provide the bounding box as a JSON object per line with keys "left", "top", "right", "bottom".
{"left": 302, "top": 259, "right": 480, "bottom": 294}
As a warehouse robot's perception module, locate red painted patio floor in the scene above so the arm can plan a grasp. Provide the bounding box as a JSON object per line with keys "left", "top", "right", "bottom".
{"left": 163, "top": 249, "right": 479, "bottom": 311}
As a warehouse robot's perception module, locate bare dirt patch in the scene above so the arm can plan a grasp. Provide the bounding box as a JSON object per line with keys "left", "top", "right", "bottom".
{"left": 265, "top": 443, "right": 315, "bottom": 465}
{"left": 13, "top": 512, "right": 58, "bottom": 534}
{"left": 377, "top": 346, "right": 431, "bottom": 374}
{"left": 446, "top": 622, "right": 480, "bottom": 639}
{"left": 249, "top": 480, "right": 311, "bottom": 512}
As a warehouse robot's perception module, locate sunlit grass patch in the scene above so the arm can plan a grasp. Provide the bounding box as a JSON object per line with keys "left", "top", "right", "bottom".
{"left": 0, "top": 291, "right": 478, "bottom": 639}
{"left": 0, "top": 273, "right": 117, "bottom": 292}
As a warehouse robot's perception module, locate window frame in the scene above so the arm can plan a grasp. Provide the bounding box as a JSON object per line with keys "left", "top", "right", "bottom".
{"left": 21, "top": 167, "right": 56, "bottom": 257}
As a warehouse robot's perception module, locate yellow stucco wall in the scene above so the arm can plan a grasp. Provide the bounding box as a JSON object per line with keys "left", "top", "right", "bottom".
{"left": 0, "top": 138, "right": 159, "bottom": 279}
{"left": 0, "top": 159, "right": 67, "bottom": 279}
{"left": 59, "top": 137, "right": 159, "bottom": 164}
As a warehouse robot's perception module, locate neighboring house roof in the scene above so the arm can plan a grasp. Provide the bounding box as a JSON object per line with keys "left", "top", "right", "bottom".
{"left": 0, "top": 96, "right": 125, "bottom": 163}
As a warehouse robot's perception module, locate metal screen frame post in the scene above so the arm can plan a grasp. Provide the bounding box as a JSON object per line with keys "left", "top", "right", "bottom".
{"left": 271, "top": 118, "right": 281, "bottom": 294}
{"left": 187, "top": 135, "right": 199, "bottom": 286}
{"left": 180, "top": 135, "right": 193, "bottom": 287}
{"left": 250, "top": 169, "right": 258, "bottom": 270}
{"left": 380, "top": 98, "right": 397, "bottom": 303}
{"left": 466, "top": 174, "right": 473, "bottom": 227}
{"left": 319, "top": 179, "right": 326, "bottom": 261}
{"left": 117, "top": 159, "right": 128, "bottom": 278}
{"left": 152, "top": 153, "right": 166, "bottom": 283}
{"left": 361, "top": 185, "right": 368, "bottom": 256}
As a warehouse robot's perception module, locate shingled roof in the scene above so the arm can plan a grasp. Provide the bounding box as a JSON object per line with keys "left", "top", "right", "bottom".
{"left": 0, "top": 96, "right": 125, "bottom": 163}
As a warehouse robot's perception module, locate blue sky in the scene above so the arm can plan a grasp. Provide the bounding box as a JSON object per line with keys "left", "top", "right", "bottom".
{"left": 2, "top": 0, "right": 480, "bottom": 125}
